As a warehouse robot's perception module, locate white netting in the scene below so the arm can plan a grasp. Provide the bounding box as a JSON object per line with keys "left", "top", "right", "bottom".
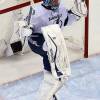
{"left": 0, "top": 39, "right": 7, "bottom": 57}
{"left": 62, "top": 17, "right": 85, "bottom": 52}
{"left": 0, "top": 0, "right": 85, "bottom": 60}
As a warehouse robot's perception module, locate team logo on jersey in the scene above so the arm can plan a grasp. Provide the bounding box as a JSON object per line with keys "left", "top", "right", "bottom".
{"left": 49, "top": 14, "right": 62, "bottom": 21}
{"left": 49, "top": 14, "right": 63, "bottom": 27}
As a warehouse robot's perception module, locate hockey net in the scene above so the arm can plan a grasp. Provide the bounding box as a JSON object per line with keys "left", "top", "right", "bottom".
{"left": 0, "top": 0, "right": 88, "bottom": 60}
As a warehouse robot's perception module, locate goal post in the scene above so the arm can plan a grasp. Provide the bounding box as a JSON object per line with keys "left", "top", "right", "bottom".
{"left": 84, "top": 0, "right": 89, "bottom": 58}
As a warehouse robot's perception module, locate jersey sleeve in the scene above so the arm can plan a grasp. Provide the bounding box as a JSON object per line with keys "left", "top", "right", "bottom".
{"left": 66, "top": 9, "right": 81, "bottom": 26}
{"left": 59, "top": 4, "right": 81, "bottom": 27}
{"left": 62, "top": 0, "right": 87, "bottom": 26}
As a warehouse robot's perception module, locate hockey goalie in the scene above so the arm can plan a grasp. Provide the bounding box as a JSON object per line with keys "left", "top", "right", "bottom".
{"left": 0, "top": 0, "right": 87, "bottom": 100}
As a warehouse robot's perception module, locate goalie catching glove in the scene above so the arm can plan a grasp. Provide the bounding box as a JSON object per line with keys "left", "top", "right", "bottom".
{"left": 72, "top": 0, "right": 87, "bottom": 17}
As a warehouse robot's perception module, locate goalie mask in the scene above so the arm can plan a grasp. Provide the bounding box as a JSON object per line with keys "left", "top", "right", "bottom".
{"left": 42, "top": 0, "right": 60, "bottom": 11}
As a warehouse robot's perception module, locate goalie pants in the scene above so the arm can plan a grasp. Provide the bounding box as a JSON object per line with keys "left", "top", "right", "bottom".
{"left": 28, "top": 33, "right": 51, "bottom": 72}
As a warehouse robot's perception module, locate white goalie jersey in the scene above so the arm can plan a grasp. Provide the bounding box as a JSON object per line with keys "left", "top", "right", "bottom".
{"left": 21, "top": 0, "right": 87, "bottom": 34}
{"left": 28, "top": 3, "right": 79, "bottom": 33}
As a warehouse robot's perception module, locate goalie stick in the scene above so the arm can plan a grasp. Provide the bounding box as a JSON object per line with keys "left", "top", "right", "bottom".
{"left": 22, "top": 0, "right": 35, "bottom": 51}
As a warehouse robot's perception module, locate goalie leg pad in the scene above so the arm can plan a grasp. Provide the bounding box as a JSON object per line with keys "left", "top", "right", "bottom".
{"left": 41, "top": 24, "right": 71, "bottom": 79}
{"left": 34, "top": 71, "right": 66, "bottom": 100}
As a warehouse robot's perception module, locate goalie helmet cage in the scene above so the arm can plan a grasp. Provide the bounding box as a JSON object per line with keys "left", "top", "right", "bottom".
{"left": 0, "top": 0, "right": 89, "bottom": 58}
